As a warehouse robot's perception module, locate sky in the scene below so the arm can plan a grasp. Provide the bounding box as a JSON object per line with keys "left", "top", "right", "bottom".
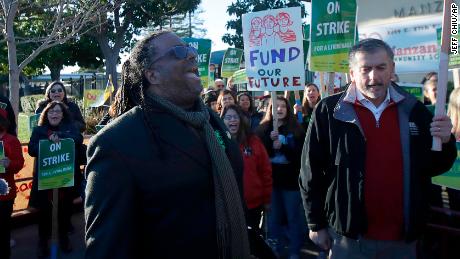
{"left": 61, "top": 0, "right": 235, "bottom": 74}
{"left": 200, "top": 0, "right": 234, "bottom": 51}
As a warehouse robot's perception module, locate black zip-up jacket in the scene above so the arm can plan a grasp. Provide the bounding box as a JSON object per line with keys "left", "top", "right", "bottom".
{"left": 257, "top": 123, "right": 305, "bottom": 190}
{"left": 299, "top": 84, "right": 457, "bottom": 241}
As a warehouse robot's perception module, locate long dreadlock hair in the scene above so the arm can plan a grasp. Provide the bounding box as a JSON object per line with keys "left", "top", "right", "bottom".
{"left": 115, "top": 30, "right": 171, "bottom": 116}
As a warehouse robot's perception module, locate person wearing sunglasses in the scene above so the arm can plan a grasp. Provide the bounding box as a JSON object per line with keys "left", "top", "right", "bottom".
{"left": 35, "top": 81, "right": 85, "bottom": 132}
{"left": 214, "top": 78, "right": 225, "bottom": 91}
{"left": 85, "top": 31, "right": 250, "bottom": 258}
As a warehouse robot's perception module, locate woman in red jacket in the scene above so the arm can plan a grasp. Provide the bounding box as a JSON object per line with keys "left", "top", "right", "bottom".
{"left": 220, "top": 104, "right": 272, "bottom": 230}
{"left": 0, "top": 115, "right": 25, "bottom": 259}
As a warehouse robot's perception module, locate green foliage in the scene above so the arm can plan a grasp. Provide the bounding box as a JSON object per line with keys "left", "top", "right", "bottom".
{"left": 223, "top": 0, "right": 306, "bottom": 48}
{"left": 148, "top": 8, "right": 207, "bottom": 38}
{"left": 20, "top": 94, "right": 43, "bottom": 114}
{"left": 20, "top": 94, "right": 80, "bottom": 114}
{"left": 18, "top": 113, "right": 32, "bottom": 143}
{"left": 93, "top": 0, "right": 202, "bottom": 52}
{"left": 84, "top": 107, "right": 106, "bottom": 135}
{"left": 36, "top": 36, "right": 104, "bottom": 80}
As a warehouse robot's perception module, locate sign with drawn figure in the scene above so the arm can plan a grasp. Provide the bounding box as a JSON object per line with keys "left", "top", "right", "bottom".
{"left": 183, "top": 37, "right": 212, "bottom": 88}
{"left": 242, "top": 7, "right": 305, "bottom": 91}
{"left": 309, "top": 0, "right": 357, "bottom": 73}
{"left": 38, "top": 139, "right": 75, "bottom": 190}
{"left": 221, "top": 48, "right": 244, "bottom": 78}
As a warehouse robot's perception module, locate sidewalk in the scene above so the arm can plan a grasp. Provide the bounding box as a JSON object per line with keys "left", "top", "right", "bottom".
{"left": 11, "top": 211, "right": 85, "bottom": 259}
{"left": 10, "top": 211, "right": 320, "bottom": 259}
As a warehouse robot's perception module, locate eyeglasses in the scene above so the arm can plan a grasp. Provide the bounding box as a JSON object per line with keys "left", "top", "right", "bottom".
{"left": 50, "top": 88, "right": 63, "bottom": 94}
{"left": 48, "top": 109, "right": 63, "bottom": 115}
{"left": 224, "top": 114, "right": 239, "bottom": 121}
{"left": 151, "top": 45, "right": 198, "bottom": 64}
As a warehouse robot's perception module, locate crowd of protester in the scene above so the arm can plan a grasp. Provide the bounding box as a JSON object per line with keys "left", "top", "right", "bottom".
{"left": 1, "top": 32, "right": 460, "bottom": 259}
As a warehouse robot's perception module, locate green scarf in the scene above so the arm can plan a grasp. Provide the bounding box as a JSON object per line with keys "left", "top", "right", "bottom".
{"left": 143, "top": 93, "right": 250, "bottom": 258}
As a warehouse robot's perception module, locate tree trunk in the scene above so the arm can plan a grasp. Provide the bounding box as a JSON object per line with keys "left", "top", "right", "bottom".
{"left": 105, "top": 55, "right": 118, "bottom": 90}
{"left": 4, "top": 0, "right": 20, "bottom": 121}
{"left": 49, "top": 64, "right": 63, "bottom": 81}
{"left": 95, "top": 35, "right": 120, "bottom": 90}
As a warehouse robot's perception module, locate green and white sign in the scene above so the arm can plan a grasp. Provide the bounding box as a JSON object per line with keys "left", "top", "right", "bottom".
{"left": 232, "top": 69, "right": 248, "bottom": 85}
{"left": 183, "top": 37, "right": 212, "bottom": 88}
{"left": 0, "top": 141, "right": 4, "bottom": 173}
{"left": 38, "top": 138, "right": 75, "bottom": 190}
{"left": 437, "top": 27, "right": 460, "bottom": 69}
{"left": 309, "top": 0, "right": 357, "bottom": 72}
{"left": 221, "top": 48, "right": 244, "bottom": 78}
{"left": 399, "top": 83, "right": 424, "bottom": 102}
{"left": 432, "top": 142, "right": 460, "bottom": 191}
{"left": 29, "top": 113, "right": 40, "bottom": 130}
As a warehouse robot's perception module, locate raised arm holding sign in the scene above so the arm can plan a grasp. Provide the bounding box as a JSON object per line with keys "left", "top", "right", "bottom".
{"left": 243, "top": 7, "right": 307, "bottom": 257}
{"left": 433, "top": 0, "right": 453, "bottom": 151}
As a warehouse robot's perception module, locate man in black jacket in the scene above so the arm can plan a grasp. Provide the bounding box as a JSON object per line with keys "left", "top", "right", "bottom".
{"left": 85, "top": 31, "right": 249, "bottom": 258}
{"left": 300, "top": 38, "right": 456, "bottom": 258}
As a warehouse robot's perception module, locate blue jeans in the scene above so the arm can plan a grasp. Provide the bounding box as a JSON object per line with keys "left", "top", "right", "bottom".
{"left": 268, "top": 188, "right": 306, "bottom": 257}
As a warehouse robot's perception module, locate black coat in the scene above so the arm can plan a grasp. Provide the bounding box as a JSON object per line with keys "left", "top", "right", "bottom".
{"left": 85, "top": 106, "right": 244, "bottom": 259}
{"left": 256, "top": 122, "right": 305, "bottom": 190}
{"left": 300, "top": 85, "right": 457, "bottom": 241}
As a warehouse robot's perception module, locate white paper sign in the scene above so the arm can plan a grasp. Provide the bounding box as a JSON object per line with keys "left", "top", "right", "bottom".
{"left": 359, "top": 15, "right": 442, "bottom": 74}
{"left": 242, "top": 7, "right": 305, "bottom": 91}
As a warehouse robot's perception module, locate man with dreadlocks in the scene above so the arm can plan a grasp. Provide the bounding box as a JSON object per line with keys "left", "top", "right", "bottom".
{"left": 84, "top": 31, "right": 250, "bottom": 258}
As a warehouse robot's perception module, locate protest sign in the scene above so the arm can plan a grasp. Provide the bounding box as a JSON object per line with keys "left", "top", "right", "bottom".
{"left": 221, "top": 48, "right": 244, "bottom": 78}
{"left": 12, "top": 145, "right": 34, "bottom": 213}
{"left": 432, "top": 142, "right": 460, "bottom": 190}
{"left": 399, "top": 83, "right": 424, "bottom": 102}
{"left": 242, "top": 7, "right": 305, "bottom": 91}
{"left": 83, "top": 89, "right": 105, "bottom": 108}
{"left": 38, "top": 139, "right": 74, "bottom": 190}
{"left": 309, "top": 0, "right": 357, "bottom": 72}
{"left": 360, "top": 15, "right": 442, "bottom": 74}
{"left": 437, "top": 26, "right": 460, "bottom": 69}
{"left": 183, "top": 37, "right": 212, "bottom": 87}
{"left": 29, "top": 113, "right": 40, "bottom": 129}
{"left": 433, "top": 0, "right": 451, "bottom": 151}
{"left": 232, "top": 69, "right": 248, "bottom": 85}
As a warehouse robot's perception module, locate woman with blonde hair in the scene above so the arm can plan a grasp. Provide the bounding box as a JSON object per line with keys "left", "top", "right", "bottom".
{"left": 448, "top": 88, "right": 460, "bottom": 140}
{"left": 294, "top": 83, "right": 321, "bottom": 130}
